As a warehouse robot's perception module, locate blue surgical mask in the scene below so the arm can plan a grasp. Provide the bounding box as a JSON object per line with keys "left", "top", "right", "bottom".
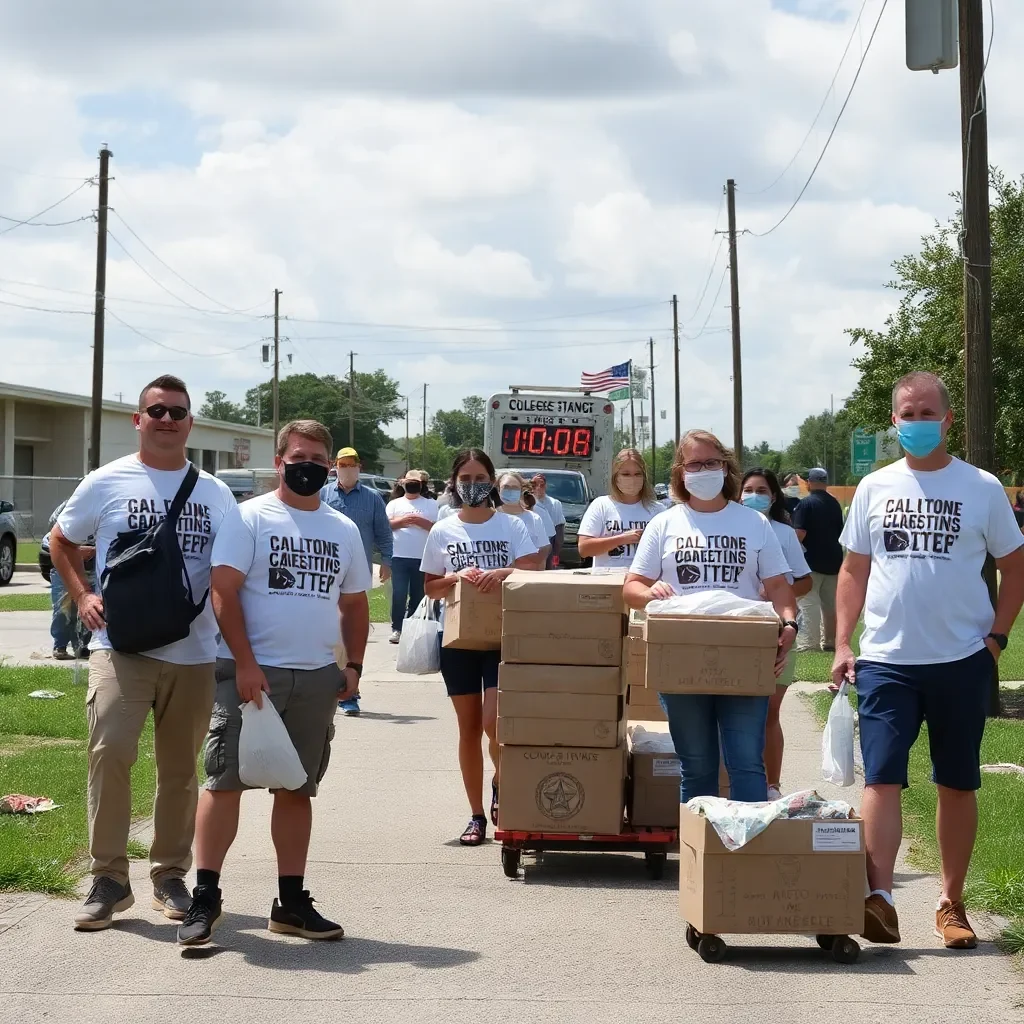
{"left": 741, "top": 493, "right": 772, "bottom": 514}
{"left": 897, "top": 419, "right": 943, "bottom": 458}
{"left": 500, "top": 488, "right": 522, "bottom": 505}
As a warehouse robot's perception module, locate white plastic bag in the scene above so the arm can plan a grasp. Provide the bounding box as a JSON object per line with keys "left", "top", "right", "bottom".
{"left": 647, "top": 589, "right": 779, "bottom": 621}
{"left": 238, "top": 699, "right": 308, "bottom": 791}
{"left": 395, "top": 597, "right": 441, "bottom": 675}
{"left": 821, "top": 681, "right": 856, "bottom": 787}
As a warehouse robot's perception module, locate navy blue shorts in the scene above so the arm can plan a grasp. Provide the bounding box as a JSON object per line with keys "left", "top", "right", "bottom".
{"left": 439, "top": 646, "right": 500, "bottom": 698}
{"left": 856, "top": 647, "right": 993, "bottom": 792}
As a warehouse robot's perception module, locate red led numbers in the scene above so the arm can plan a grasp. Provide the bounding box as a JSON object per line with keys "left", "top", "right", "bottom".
{"left": 572, "top": 428, "right": 591, "bottom": 456}
{"left": 499, "top": 424, "right": 594, "bottom": 459}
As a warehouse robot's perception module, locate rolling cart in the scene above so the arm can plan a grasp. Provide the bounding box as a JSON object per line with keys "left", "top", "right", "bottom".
{"left": 682, "top": 924, "right": 861, "bottom": 964}
{"left": 495, "top": 827, "right": 677, "bottom": 880}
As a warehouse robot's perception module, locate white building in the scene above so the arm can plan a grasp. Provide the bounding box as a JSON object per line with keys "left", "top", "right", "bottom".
{"left": 0, "top": 380, "right": 275, "bottom": 535}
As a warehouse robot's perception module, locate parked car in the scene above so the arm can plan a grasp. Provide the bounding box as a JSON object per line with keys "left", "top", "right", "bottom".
{"left": 502, "top": 468, "right": 592, "bottom": 568}
{"left": 654, "top": 483, "right": 669, "bottom": 500}
{"left": 216, "top": 468, "right": 278, "bottom": 503}
{"left": 359, "top": 473, "right": 395, "bottom": 497}
{"left": 0, "top": 500, "right": 16, "bottom": 586}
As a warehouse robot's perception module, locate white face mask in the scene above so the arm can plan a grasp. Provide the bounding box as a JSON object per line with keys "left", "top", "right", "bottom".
{"left": 783, "top": 485, "right": 800, "bottom": 498}
{"left": 684, "top": 469, "right": 725, "bottom": 501}
{"left": 337, "top": 467, "right": 359, "bottom": 488}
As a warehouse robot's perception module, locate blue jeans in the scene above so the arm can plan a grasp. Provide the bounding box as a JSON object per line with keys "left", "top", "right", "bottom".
{"left": 50, "top": 569, "right": 91, "bottom": 651}
{"left": 660, "top": 693, "right": 770, "bottom": 802}
{"left": 391, "top": 557, "right": 425, "bottom": 633}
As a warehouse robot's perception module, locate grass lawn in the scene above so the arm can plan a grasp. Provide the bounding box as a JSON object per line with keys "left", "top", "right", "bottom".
{"left": 15, "top": 541, "right": 41, "bottom": 565}
{"left": 369, "top": 585, "right": 389, "bottom": 623}
{"left": 0, "top": 665, "right": 156, "bottom": 896}
{"left": 807, "top": 687, "right": 1024, "bottom": 954}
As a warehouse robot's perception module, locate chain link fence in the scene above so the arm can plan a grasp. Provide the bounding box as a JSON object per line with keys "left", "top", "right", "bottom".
{"left": 0, "top": 476, "right": 83, "bottom": 541}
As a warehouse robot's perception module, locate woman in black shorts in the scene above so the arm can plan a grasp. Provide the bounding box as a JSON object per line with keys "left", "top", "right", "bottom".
{"left": 420, "top": 450, "right": 538, "bottom": 845}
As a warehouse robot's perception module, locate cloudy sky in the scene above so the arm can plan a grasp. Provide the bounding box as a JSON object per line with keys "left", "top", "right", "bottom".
{"left": 1, "top": 0, "right": 1018, "bottom": 450}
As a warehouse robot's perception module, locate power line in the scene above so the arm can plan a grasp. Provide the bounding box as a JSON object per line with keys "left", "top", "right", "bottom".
{"left": 0, "top": 163, "right": 93, "bottom": 181}
{"left": 0, "top": 213, "right": 93, "bottom": 229}
{"left": 679, "top": 236, "right": 726, "bottom": 326}
{"left": 747, "top": 0, "right": 889, "bottom": 239}
{"left": 0, "top": 297, "right": 91, "bottom": 315}
{"left": 0, "top": 178, "right": 94, "bottom": 236}
{"left": 107, "top": 309, "right": 260, "bottom": 358}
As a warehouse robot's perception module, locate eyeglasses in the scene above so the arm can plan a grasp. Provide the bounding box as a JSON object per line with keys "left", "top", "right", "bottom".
{"left": 144, "top": 404, "right": 190, "bottom": 422}
{"left": 683, "top": 458, "right": 724, "bottom": 473}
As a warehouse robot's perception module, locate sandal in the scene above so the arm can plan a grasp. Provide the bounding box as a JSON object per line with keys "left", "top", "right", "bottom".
{"left": 459, "top": 815, "right": 487, "bottom": 846}
{"left": 490, "top": 780, "right": 499, "bottom": 827}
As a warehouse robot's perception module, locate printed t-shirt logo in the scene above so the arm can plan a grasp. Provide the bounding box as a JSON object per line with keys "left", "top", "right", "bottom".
{"left": 446, "top": 537, "right": 511, "bottom": 570}
{"left": 126, "top": 497, "right": 214, "bottom": 559}
{"left": 268, "top": 534, "right": 342, "bottom": 598}
{"left": 880, "top": 497, "right": 962, "bottom": 560}
{"left": 673, "top": 533, "right": 747, "bottom": 587}
{"left": 606, "top": 515, "right": 648, "bottom": 559}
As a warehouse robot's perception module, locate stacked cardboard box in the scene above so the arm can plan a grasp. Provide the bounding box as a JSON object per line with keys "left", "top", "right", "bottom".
{"left": 497, "top": 571, "right": 628, "bottom": 835}
{"left": 442, "top": 578, "right": 503, "bottom": 650}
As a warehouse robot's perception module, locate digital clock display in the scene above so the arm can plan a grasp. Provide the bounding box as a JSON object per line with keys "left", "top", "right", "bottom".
{"left": 500, "top": 424, "right": 594, "bottom": 459}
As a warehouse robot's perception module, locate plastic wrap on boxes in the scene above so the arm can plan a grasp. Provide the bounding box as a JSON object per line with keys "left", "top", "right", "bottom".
{"left": 647, "top": 590, "right": 779, "bottom": 621}
{"left": 628, "top": 725, "right": 676, "bottom": 755}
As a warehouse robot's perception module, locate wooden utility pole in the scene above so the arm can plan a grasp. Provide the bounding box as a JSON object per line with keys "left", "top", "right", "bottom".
{"left": 404, "top": 395, "right": 410, "bottom": 473}
{"left": 272, "top": 288, "right": 281, "bottom": 442}
{"left": 629, "top": 360, "right": 637, "bottom": 448}
{"left": 649, "top": 338, "right": 656, "bottom": 481}
{"left": 348, "top": 351, "right": 356, "bottom": 446}
{"left": 726, "top": 179, "right": 744, "bottom": 459}
{"left": 959, "top": 0, "right": 998, "bottom": 714}
{"left": 422, "top": 383, "right": 427, "bottom": 469}
{"left": 89, "top": 146, "right": 112, "bottom": 471}
{"left": 672, "top": 294, "right": 680, "bottom": 444}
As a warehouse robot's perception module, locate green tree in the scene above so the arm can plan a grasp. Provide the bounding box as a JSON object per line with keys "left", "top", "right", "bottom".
{"left": 400, "top": 432, "right": 456, "bottom": 480}
{"left": 846, "top": 170, "right": 1024, "bottom": 481}
{"left": 741, "top": 441, "right": 784, "bottom": 474}
{"left": 784, "top": 409, "right": 854, "bottom": 485}
{"left": 432, "top": 395, "right": 485, "bottom": 448}
{"left": 199, "top": 390, "right": 247, "bottom": 423}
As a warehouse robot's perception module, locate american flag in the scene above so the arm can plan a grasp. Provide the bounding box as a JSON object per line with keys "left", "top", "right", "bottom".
{"left": 580, "top": 361, "right": 630, "bottom": 392}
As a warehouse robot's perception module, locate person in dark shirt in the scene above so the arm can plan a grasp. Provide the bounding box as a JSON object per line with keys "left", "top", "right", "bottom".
{"left": 792, "top": 467, "right": 844, "bottom": 652}
{"left": 782, "top": 473, "right": 802, "bottom": 516}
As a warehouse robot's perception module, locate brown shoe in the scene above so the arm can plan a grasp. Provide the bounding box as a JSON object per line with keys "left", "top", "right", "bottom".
{"left": 935, "top": 900, "right": 978, "bottom": 949}
{"left": 862, "top": 894, "right": 901, "bottom": 943}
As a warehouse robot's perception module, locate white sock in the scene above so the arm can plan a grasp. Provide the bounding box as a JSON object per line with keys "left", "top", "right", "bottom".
{"left": 869, "top": 889, "right": 895, "bottom": 907}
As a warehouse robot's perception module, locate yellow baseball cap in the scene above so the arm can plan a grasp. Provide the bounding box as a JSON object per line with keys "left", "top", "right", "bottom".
{"left": 336, "top": 447, "right": 359, "bottom": 461}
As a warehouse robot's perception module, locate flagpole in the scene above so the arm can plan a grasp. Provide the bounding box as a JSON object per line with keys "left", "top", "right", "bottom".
{"left": 629, "top": 359, "right": 636, "bottom": 448}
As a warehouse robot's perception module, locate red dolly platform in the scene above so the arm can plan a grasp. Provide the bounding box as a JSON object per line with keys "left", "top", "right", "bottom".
{"left": 494, "top": 827, "right": 677, "bottom": 879}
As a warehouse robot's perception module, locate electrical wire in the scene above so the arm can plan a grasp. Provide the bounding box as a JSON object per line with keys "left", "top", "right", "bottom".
{"left": 0, "top": 297, "right": 91, "bottom": 315}
{"left": 107, "top": 309, "right": 261, "bottom": 358}
{"left": 0, "top": 179, "right": 95, "bottom": 236}
{"left": 679, "top": 236, "right": 726, "bottom": 327}
{"left": 0, "top": 163, "right": 95, "bottom": 181}
{"left": 961, "top": 0, "right": 996, "bottom": 267}
{"left": 740, "top": 0, "right": 871, "bottom": 195}
{"left": 0, "top": 214, "right": 93, "bottom": 229}
{"left": 747, "top": 0, "right": 890, "bottom": 239}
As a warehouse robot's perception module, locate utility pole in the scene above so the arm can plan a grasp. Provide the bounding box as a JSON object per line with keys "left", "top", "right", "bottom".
{"left": 726, "top": 179, "right": 744, "bottom": 460}
{"left": 88, "top": 146, "right": 112, "bottom": 471}
{"left": 649, "top": 338, "right": 656, "bottom": 481}
{"left": 348, "top": 351, "right": 356, "bottom": 446}
{"left": 404, "top": 394, "right": 410, "bottom": 473}
{"left": 422, "top": 383, "right": 427, "bottom": 469}
{"left": 629, "top": 361, "right": 637, "bottom": 448}
{"left": 672, "top": 294, "right": 680, "bottom": 444}
{"left": 272, "top": 288, "right": 281, "bottom": 441}
{"left": 958, "top": 0, "right": 998, "bottom": 714}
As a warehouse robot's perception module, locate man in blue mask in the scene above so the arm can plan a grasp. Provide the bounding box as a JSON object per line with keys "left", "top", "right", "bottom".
{"left": 833, "top": 370, "right": 1024, "bottom": 951}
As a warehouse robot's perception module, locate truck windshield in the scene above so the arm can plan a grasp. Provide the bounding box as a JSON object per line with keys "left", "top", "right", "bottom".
{"left": 521, "top": 472, "right": 587, "bottom": 505}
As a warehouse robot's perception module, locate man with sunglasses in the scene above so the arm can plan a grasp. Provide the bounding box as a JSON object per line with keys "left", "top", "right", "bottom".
{"left": 51, "top": 374, "right": 235, "bottom": 932}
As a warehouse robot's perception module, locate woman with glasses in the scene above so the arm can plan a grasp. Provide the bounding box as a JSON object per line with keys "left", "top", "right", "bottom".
{"left": 624, "top": 430, "right": 799, "bottom": 802}
{"left": 740, "top": 467, "right": 813, "bottom": 799}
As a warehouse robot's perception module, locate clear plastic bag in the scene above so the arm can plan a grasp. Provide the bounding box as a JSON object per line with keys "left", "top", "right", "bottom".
{"left": 395, "top": 597, "right": 441, "bottom": 675}
{"left": 647, "top": 589, "right": 779, "bottom": 620}
{"left": 238, "top": 699, "right": 308, "bottom": 791}
{"left": 821, "top": 681, "right": 856, "bottom": 787}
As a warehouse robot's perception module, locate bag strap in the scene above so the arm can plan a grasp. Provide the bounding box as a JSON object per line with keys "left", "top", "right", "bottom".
{"left": 166, "top": 463, "right": 200, "bottom": 528}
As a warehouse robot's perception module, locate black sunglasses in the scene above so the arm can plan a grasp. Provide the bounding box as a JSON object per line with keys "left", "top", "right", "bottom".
{"left": 144, "top": 404, "right": 190, "bottom": 422}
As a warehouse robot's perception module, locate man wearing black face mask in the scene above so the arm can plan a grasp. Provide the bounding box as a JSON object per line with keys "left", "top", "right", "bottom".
{"left": 180, "top": 420, "right": 371, "bottom": 946}
{"left": 385, "top": 470, "right": 438, "bottom": 644}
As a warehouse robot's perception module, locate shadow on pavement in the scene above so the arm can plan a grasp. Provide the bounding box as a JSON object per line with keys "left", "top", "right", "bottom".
{"left": 517, "top": 852, "right": 679, "bottom": 891}
{"left": 338, "top": 711, "right": 437, "bottom": 726}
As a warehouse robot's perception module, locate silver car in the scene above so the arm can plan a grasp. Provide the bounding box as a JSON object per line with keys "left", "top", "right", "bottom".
{"left": 0, "top": 499, "right": 17, "bottom": 586}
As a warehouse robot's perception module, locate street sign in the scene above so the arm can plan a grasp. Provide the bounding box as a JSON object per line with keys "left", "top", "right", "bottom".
{"left": 233, "top": 437, "right": 251, "bottom": 466}
{"left": 906, "top": 0, "right": 958, "bottom": 73}
{"left": 608, "top": 387, "right": 630, "bottom": 402}
{"left": 850, "top": 428, "right": 876, "bottom": 477}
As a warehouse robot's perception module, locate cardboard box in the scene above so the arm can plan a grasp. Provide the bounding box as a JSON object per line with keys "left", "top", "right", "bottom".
{"left": 644, "top": 615, "right": 779, "bottom": 695}
{"left": 503, "top": 610, "right": 623, "bottom": 641}
{"left": 678, "top": 805, "right": 865, "bottom": 936}
{"left": 498, "top": 744, "right": 626, "bottom": 834}
{"left": 498, "top": 690, "right": 623, "bottom": 721}
{"left": 498, "top": 662, "right": 626, "bottom": 696}
{"left": 442, "top": 578, "right": 503, "bottom": 650}
{"left": 627, "top": 727, "right": 680, "bottom": 827}
{"left": 628, "top": 608, "right": 646, "bottom": 637}
{"left": 503, "top": 570, "right": 626, "bottom": 615}
{"left": 626, "top": 681, "right": 667, "bottom": 723}
{"left": 624, "top": 636, "right": 646, "bottom": 688}
{"left": 502, "top": 634, "right": 622, "bottom": 667}
{"left": 498, "top": 716, "right": 627, "bottom": 748}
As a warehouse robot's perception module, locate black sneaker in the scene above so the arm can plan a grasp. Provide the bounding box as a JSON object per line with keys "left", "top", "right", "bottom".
{"left": 73, "top": 877, "right": 134, "bottom": 931}
{"left": 268, "top": 892, "right": 344, "bottom": 940}
{"left": 152, "top": 877, "right": 192, "bottom": 920}
{"left": 176, "top": 885, "right": 223, "bottom": 946}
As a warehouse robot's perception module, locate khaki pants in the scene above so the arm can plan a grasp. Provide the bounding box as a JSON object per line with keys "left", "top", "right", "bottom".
{"left": 86, "top": 650, "right": 215, "bottom": 886}
{"left": 796, "top": 572, "right": 838, "bottom": 651}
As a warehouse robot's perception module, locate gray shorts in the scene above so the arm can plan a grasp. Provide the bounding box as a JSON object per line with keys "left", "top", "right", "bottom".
{"left": 203, "top": 658, "right": 341, "bottom": 797}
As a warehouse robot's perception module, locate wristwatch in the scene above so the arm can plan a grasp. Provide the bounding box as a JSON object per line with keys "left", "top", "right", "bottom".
{"left": 987, "top": 633, "right": 1008, "bottom": 651}
{"left": 780, "top": 619, "right": 799, "bottom": 633}
{"left": 346, "top": 662, "right": 364, "bottom": 678}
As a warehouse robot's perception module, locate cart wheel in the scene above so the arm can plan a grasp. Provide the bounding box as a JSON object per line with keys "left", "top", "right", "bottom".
{"left": 645, "top": 851, "right": 667, "bottom": 880}
{"left": 814, "top": 934, "right": 834, "bottom": 951}
{"left": 501, "top": 846, "right": 521, "bottom": 879}
{"left": 831, "top": 936, "right": 860, "bottom": 964}
{"left": 697, "top": 934, "right": 725, "bottom": 963}
{"left": 684, "top": 924, "right": 701, "bottom": 951}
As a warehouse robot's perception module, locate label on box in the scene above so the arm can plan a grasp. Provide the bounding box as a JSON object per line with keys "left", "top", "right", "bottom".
{"left": 652, "top": 758, "right": 681, "bottom": 777}
{"left": 812, "top": 822, "right": 861, "bottom": 852}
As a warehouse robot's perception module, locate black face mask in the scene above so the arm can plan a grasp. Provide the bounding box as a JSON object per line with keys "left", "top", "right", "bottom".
{"left": 283, "top": 461, "right": 329, "bottom": 497}
{"left": 403, "top": 481, "right": 422, "bottom": 495}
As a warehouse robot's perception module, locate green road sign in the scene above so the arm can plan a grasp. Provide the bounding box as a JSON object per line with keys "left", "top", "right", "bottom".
{"left": 851, "top": 428, "right": 876, "bottom": 477}
{"left": 608, "top": 387, "right": 630, "bottom": 401}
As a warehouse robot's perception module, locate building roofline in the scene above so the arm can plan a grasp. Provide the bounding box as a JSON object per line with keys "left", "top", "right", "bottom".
{"left": 0, "top": 379, "right": 275, "bottom": 436}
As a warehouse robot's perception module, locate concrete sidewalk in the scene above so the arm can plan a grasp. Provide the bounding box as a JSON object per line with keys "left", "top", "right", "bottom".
{"left": 1, "top": 634, "right": 1022, "bottom": 1023}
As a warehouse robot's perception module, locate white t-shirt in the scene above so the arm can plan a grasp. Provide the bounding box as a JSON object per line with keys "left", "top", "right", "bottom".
{"left": 503, "top": 509, "right": 548, "bottom": 552}
{"left": 533, "top": 503, "right": 555, "bottom": 540}
{"left": 629, "top": 501, "right": 789, "bottom": 601}
{"left": 841, "top": 458, "right": 1024, "bottom": 665}
{"left": 56, "top": 454, "right": 234, "bottom": 664}
{"left": 421, "top": 512, "right": 537, "bottom": 575}
{"left": 770, "top": 519, "right": 811, "bottom": 585}
{"left": 579, "top": 495, "right": 662, "bottom": 569}
{"left": 211, "top": 493, "right": 371, "bottom": 670}
{"left": 437, "top": 503, "right": 459, "bottom": 521}
{"left": 536, "top": 494, "right": 566, "bottom": 528}
{"left": 386, "top": 495, "right": 438, "bottom": 560}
